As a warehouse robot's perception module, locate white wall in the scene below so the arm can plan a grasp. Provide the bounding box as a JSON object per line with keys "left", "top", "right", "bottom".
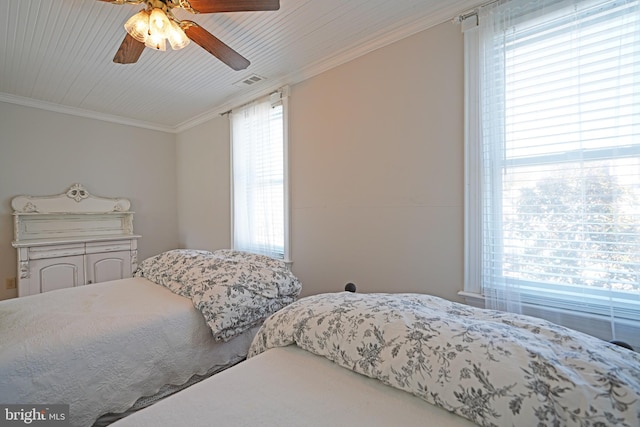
{"left": 176, "top": 116, "right": 231, "bottom": 251}
{"left": 289, "top": 21, "right": 464, "bottom": 300}
{"left": 176, "top": 20, "right": 465, "bottom": 302}
{"left": 0, "top": 102, "right": 179, "bottom": 300}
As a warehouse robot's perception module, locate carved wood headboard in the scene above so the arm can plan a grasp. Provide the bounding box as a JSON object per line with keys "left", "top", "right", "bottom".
{"left": 12, "top": 183, "right": 139, "bottom": 245}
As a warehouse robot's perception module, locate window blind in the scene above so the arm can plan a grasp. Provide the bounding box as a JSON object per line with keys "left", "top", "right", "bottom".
{"left": 465, "top": 0, "right": 640, "bottom": 348}
{"left": 231, "top": 97, "right": 286, "bottom": 259}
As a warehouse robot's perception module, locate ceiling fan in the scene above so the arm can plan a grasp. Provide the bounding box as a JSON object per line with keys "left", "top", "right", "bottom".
{"left": 99, "top": 0, "right": 280, "bottom": 70}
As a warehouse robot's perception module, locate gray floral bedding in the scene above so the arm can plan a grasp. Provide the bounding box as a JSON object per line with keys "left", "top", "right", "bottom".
{"left": 134, "top": 249, "right": 302, "bottom": 341}
{"left": 249, "top": 292, "right": 640, "bottom": 427}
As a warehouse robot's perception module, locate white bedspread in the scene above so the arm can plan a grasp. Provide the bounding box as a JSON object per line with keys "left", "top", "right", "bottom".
{"left": 110, "top": 345, "right": 476, "bottom": 427}
{"left": 0, "top": 278, "right": 257, "bottom": 427}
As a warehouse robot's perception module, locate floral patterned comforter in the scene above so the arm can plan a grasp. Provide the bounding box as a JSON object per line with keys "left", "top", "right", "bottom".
{"left": 249, "top": 292, "right": 640, "bottom": 427}
{"left": 134, "top": 249, "right": 302, "bottom": 341}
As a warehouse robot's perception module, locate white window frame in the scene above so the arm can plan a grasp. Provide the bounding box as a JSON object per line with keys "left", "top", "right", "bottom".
{"left": 230, "top": 87, "right": 291, "bottom": 262}
{"left": 461, "top": 0, "right": 640, "bottom": 346}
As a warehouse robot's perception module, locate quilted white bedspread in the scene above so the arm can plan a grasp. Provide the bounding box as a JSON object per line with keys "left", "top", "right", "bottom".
{"left": 110, "top": 346, "right": 476, "bottom": 427}
{"left": 0, "top": 277, "right": 257, "bottom": 427}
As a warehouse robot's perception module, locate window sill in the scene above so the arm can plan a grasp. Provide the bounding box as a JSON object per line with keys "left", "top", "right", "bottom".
{"left": 456, "top": 291, "right": 639, "bottom": 351}
{"left": 457, "top": 291, "right": 485, "bottom": 308}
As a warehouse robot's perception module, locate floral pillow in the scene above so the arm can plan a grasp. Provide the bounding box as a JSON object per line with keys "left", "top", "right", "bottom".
{"left": 135, "top": 249, "right": 302, "bottom": 341}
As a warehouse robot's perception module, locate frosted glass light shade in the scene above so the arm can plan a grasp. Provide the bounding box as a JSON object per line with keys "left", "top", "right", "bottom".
{"left": 167, "top": 20, "right": 190, "bottom": 50}
{"left": 145, "top": 31, "right": 167, "bottom": 51}
{"left": 149, "top": 8, "right": 170, "bottom": 36}
{"left": 124, "top": 9, "right": 150, "bottom": 43}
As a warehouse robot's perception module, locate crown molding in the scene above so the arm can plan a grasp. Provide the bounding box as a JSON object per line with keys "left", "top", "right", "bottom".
{"left": 175, "top": 12, "right": 450, "bottom": 132}
{"left": 0, "top": 93, "right": 177, "bottom": 133}
{"left": 173, "top": 79, "right": 291, "bottom": 132}
{"left": 288, "top": 10, "right": 452, "bottom": 83}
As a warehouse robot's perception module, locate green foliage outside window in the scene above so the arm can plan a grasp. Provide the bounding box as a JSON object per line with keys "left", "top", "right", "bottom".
{"left": 504, "top": 166, "right": 640, "bottom": 292}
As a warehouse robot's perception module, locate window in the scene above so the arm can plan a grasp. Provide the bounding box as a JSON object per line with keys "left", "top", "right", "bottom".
{"left": 231, "top": 90, "right": 289, "bottom": 260}
{"left": 464, "top": 0, "right": 640, "bottom": 346}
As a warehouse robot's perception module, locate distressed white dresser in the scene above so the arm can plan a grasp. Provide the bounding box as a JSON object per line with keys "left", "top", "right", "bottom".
{"left": 11, "top": 184, "right": 141, "bottom": 297}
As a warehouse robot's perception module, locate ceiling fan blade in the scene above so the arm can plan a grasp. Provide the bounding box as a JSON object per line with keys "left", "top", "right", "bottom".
{"left": 183, "top": 21, "right": 250, "bottom": 70}
{"left": 184, "top": 0, "right": 279, "bottom": 13}
{"left": 113, "top": 33, "right": 145, "bottom": 64}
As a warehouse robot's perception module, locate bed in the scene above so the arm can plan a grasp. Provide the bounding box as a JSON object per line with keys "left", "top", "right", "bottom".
{"left": 0, "top": 248, "right": 302, "bottom": 427}
{"left": 111, "top": 292, "right": 640, "bottom": 427}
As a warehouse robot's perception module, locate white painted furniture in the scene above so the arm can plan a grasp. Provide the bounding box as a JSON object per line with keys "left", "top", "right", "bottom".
{"left": 11, "top": 183, "right": 141, "bottom": 297}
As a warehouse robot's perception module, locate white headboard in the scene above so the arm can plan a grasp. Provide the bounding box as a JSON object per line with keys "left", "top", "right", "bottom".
{"left": 11, "top": 183, "right": 131, "bottom": 214}
{"left": 12, "top": 183, "right": 139, "bottom": 245}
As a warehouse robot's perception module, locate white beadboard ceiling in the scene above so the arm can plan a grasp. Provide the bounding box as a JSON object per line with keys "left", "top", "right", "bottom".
{"left": 0, "top": 0, "right": 480, "bottom": 133}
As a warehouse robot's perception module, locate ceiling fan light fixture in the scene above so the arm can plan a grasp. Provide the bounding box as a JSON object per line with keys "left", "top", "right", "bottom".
{"left": 111, "top": 0, "right": 280, "bottom": 67}
{"left": 124, "top": 9, "right": 150, "bottom": 43}
{"left": 167, "top": 20, "right": 190, "bottom": 50}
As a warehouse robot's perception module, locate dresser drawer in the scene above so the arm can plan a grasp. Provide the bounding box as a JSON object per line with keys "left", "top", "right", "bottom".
{"left": 28, "top": 243, "right": 85, "bottom": 260}
{"left": 85, "top": 240, "right": 134, "bottom": 254}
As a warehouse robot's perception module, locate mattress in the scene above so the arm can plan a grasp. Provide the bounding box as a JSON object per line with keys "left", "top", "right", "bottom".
{"left": 110, "top": 345, "right": 477, "bottom": 427}
{"left": 0, "top": 277, "right": 258, "bottom": 427}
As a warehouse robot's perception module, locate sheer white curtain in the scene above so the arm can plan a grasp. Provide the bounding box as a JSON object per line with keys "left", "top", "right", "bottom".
{"left": 465, "top": 0, "right": 640, "bottom": 348}
{"left": 231, "top": 96, "right": 285, "bottom": 259}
